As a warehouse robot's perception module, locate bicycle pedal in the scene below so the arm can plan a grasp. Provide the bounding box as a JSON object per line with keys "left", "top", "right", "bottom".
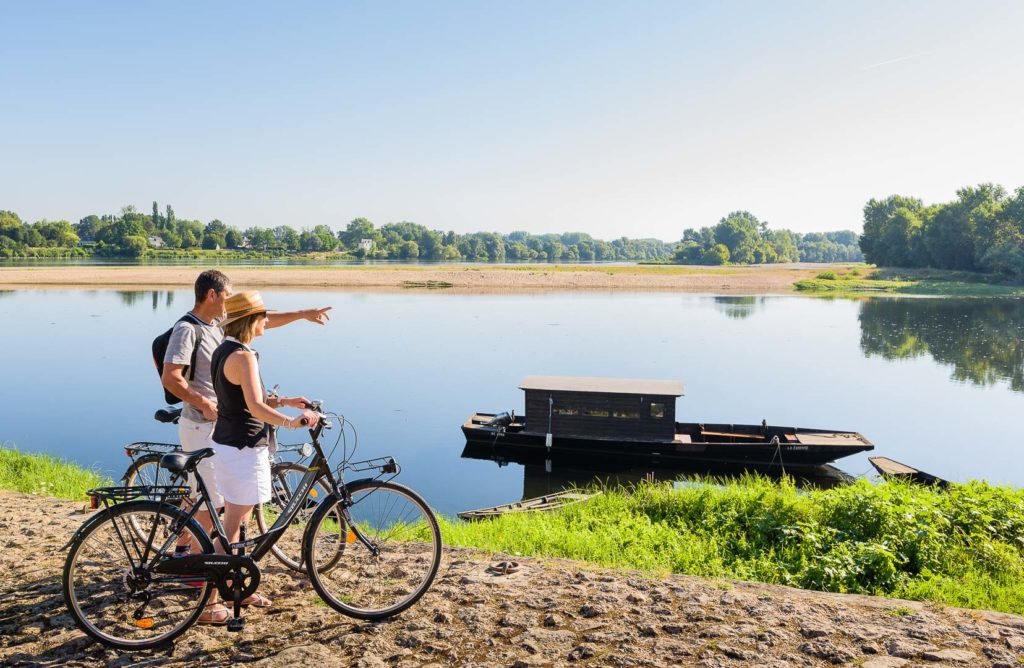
{"left": 226, "top": 617, "right": 245, "bottom": 632}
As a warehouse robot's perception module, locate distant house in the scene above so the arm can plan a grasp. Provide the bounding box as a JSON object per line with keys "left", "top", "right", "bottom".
{"left": 147, "top": 235, "right": 166, "bottom": 248}
{"left": 359, "top": 239, "right": 374, "bottom": 253}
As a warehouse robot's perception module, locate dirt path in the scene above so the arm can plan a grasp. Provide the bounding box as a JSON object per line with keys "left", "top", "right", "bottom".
{"left": 2, "top": 490, "right": 1021, "bottom": 667}
{"left": 0, "top": 264, "right": 825, "bottom": 294}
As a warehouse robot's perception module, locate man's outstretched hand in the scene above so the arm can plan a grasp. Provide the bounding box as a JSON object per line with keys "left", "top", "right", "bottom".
{"left": 303, "top": 306, "right": 332, "bottom": 325}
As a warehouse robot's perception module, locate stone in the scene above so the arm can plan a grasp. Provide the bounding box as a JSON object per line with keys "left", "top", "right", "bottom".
{"left": 638, "top": 624, "right": 657, "bottom": 637}
{"left": 568, "top": 643, "right": 596, "bottom": 661}
{"left": 886, "top": 639, "right": 934, "bottom": 658}
{"left": 799, "top": 624, "right": 833, "bottom": 639}
{"left": 921, "top": 648, "right": 978, "bottom": 663}
{"left": 798, "top": 640, "right": 856, "bottom": 664}
{"left": 861, "top": 658, "right": 909, "bottom": 668}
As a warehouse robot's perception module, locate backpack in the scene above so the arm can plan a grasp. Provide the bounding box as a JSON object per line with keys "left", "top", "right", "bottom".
{"left": 152, "top": 313, "right": 204, "bottom": 405}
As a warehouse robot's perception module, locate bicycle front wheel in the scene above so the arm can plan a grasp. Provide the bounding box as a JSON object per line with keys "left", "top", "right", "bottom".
{"left": 304, "top": 480, "right": 441, "bottom": 620}
{"left": 255, "top": 462, "right": 335, "bottom": 572}
{"left": 62, "top": 500, "right": 214, "bottom": 650}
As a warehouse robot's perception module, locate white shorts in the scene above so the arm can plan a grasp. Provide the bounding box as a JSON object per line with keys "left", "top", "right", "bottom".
{"left": 211, "top": 441, "right": 272, "bottom": 506}
{"left": 178, "top": 417, "right": 224, "bottom": 508}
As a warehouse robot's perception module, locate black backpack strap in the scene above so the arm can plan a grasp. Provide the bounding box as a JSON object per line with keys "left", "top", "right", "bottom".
{"left": 180, "top": 313, "right": 204, "bottom": 382}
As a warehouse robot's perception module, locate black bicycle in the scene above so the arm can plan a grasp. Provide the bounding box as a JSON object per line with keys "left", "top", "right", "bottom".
{"left": 62, "top": 403, "right": 442, "bottom": 650}
{"left": 121, "top": 406, "right": 329, "bottom": 572}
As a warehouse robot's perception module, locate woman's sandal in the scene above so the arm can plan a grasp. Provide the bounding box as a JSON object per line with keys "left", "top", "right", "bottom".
{"left": 241, "top": 593, "right": 272, "bottom": 608}
{"left": 198, "top": 603, "right": 229, "bottom": 625}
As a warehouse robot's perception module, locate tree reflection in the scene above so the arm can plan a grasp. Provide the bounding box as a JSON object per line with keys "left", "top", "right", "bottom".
{"left": 117, "top": 290, "right": 175, "bottom": 310}
{"left": 712, "top": 296, "right": 765, "bottom": 319}
{"left": 859, "top": 298, "right": 1024, "bottom": 391}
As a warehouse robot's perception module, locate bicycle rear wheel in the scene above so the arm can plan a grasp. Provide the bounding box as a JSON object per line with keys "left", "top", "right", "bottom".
{"left": 304, "top": 480, "right": 441, "bottom": 619}
{"left": 123, "top": 454, "right": 178, "bottom": 490}
{"left": 255, "top": 462, "right": 337, "bottom": 572}
{"left": 122, "top": 455, "right": 184, "bottom": 540}
{"left": 62, "top": 500, "right": 213, "bottom": 650}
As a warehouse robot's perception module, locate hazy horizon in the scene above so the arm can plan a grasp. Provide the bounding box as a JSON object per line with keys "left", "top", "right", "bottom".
{"left": 2, "top": 1, "right": 1021, "bottom": 239}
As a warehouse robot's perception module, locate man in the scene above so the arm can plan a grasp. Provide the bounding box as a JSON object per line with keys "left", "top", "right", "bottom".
{"left": 162, "top": 269, "right": 330, "bottom": 552}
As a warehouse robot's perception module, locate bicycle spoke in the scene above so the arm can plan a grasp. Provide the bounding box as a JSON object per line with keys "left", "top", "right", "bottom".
{"left": 64, "top": 502, "right": 212, "bottom": 650}
{"left": 305, "top": 481, "right": 440, "bottom": 619}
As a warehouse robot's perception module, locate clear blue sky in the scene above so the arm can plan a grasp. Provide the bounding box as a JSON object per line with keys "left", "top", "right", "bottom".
{"left": 2, "top": 1, "right": 1022, "bottom": 239}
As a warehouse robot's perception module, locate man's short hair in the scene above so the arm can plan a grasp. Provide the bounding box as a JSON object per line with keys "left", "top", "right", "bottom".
{"left": 194, "top": 270, "right": 231, "bottom": 303}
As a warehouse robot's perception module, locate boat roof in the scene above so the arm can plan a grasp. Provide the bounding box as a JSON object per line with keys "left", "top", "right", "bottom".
{"left": 519, "top": 375, "right": 685, "bottom": 397}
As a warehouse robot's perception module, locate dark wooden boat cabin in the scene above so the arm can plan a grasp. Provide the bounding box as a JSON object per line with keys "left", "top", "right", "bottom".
{"left": 462, "top": 375, "right": 874, "bottom": 468}
{"left": 522, "top": 375, "right": 684, "bottom": 442}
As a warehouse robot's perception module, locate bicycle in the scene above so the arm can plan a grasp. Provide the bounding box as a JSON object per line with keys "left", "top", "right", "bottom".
{"left": 122, "top": 406, "right": 329, "bottom": 572}
{"left": 63, "top": 402, "right": 442, "bottom": 650}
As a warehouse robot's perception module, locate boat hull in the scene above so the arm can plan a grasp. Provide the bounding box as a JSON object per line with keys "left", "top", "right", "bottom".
{"left": 463, "top": 415, "right": 873, "bottom": 468}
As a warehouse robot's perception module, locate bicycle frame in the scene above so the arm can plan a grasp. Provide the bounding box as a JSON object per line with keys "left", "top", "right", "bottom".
{"left": 169, "top": 413, "right": 390, "bottom": 562}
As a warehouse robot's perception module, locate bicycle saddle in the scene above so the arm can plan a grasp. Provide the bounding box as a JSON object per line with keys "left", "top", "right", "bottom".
{"left": 154, "top": 407, "right": 182, "bottom": 424}
{"left": 159, "top": 448, "right": 215, "bottom": 475}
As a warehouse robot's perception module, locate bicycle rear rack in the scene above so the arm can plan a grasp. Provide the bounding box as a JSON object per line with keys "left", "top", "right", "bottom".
{"left": 88, "top": 485, "right": 192, "bottom": 509}
{"left": 124, "top": 441, "right": 181, "bottom": 458}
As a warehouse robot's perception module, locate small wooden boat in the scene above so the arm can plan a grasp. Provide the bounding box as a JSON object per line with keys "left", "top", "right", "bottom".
{"left": 463, "top": 376, "right": 874, "bottom": 468}
{"left": 458, "top": 489, "right": 601, "bottom": 521}
{"left": 869, "top": 457, "right": 950, "bottom": 487}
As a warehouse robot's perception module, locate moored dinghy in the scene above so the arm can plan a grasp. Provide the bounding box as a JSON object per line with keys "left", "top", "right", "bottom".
{"left": 462, "top": 376, "right": 874, "bottom": 469}
{"left": 457, "top": 489, "right": 602, "bottom": 521}
{"left": 869, "top": 456, "right": 950, "bottom": 487}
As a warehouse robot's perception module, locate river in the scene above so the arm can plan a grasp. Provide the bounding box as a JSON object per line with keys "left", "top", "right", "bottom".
{"left": 1, "top": 289, "right": 1021, "bottom": 515}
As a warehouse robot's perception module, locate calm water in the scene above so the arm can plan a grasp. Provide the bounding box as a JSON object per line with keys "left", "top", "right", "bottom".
{"left": 2, "top": 289, "right": 1022, "bottom": 515}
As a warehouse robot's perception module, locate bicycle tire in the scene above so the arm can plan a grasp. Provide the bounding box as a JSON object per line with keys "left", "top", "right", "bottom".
{"left": 122, "top": 454, "right": 177, "bottom": 489}
{"left": 62, "top": 500, "right": 214, "bottom": 650}
{"left": 254, "top": 462, "right": 338, "bottom": 572}
{"left": 122, "top": 454, "right": 184, "bottom": 541}
{"left": 303, "top": 480, "right": 442, "bottom": 620}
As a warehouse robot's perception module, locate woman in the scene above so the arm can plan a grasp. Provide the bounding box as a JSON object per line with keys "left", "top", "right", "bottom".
{"left": 204, "top": 290, "right": 318, "bottom": 623}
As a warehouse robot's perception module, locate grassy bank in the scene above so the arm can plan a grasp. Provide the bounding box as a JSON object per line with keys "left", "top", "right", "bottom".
{"left": 0, "top": 445, "right": 110, "bottom": 498}
{"left": 795, "top": 266, "right": 1024, "bottom": 296}
{"left": 4, "top": 446, "right": 1021, "bottom": 615}
{"left": 441, "top": 476, "right": 1024, "bottom": 615}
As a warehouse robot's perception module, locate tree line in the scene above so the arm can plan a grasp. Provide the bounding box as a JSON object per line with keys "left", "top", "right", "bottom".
{"left": 860, "top": 183, "right": 1024, "bottom": 277}
{"left": 675, "top": 211, "right": 862, "bottom": 265}
{"left": 0, "top": 203, "right": 673, "bottom": 262}
{"left": 1, "top": 201, "right": 863, "bottom": 264}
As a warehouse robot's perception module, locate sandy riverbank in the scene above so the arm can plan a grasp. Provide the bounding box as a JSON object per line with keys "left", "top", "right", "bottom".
{"left": 2, "top": 490, "right": 1022, "bottom": 667}
{"left": 0, "top": 264, "right": 828, "bottom": 294}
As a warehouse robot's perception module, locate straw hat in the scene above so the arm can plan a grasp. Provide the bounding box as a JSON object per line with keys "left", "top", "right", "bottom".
{"left": 220, "top": 290, "right": 275, "bottom": 327}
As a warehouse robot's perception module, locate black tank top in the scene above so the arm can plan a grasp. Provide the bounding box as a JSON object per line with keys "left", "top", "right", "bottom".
{"left": 211, "top": 339, "right": 272, "bottom": 449}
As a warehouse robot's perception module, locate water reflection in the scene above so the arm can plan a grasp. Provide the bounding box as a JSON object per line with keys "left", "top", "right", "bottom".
{"left": 460, "top": 443, "right": 853, "bottom": 508}
{"left": 859, "top": 298, "right": 1024, "bottom": 392}
{"left": 116, "top": 290, "right": 176, "bottom": 310}
{"left": 712, "top": 296, "right": 766, "bottom": 319}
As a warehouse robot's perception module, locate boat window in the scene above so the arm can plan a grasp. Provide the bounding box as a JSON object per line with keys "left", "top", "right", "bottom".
{"left": 554, "top": 407, "right": 578, "bottom": 416}
{"left": 650, "top": 403, "right": 665, "bottom": 418}
{"left": 612, "top": 410, "right": 639, "bottom": 419}
{"left": 583, "top": 408, "right": 610, "bottom": 418}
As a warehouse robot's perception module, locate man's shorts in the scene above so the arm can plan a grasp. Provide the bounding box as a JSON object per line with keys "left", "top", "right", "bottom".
{"left": 178, "top": 417, "right": 224, "bottom": 508}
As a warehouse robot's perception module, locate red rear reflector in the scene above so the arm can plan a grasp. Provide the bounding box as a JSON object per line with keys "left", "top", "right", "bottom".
{"left": 89, "top": 496, "right": 99, "bottom": 510}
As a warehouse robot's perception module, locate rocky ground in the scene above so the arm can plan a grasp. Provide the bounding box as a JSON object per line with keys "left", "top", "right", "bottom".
{"left": 1, "top": 490, "right": 1022, "bottom": 667}
{"left": 0, "top": 264, "right": 825, "bottom": 294}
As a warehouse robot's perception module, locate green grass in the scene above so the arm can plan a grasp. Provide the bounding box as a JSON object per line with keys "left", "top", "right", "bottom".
{"left": 440, "top": 475, "right": 1024, "bottom": 615}
{"left": 0, "top": 445, "right": 111, "bottom": 499}
{"left": 795, "top": 266, "right": 1024, "bottom": 296}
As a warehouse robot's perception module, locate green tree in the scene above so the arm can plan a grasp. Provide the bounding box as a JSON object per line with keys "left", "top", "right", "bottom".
{"left": 860, "top": 195, "right": 923, "bottom": 265}
{"left": 702, "top": 243, "right": 730, "bottom": 265}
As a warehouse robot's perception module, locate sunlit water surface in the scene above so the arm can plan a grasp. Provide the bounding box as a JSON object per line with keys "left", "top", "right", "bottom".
{"left": 1, "top": 289, "right": 1021, "bottom": 515}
